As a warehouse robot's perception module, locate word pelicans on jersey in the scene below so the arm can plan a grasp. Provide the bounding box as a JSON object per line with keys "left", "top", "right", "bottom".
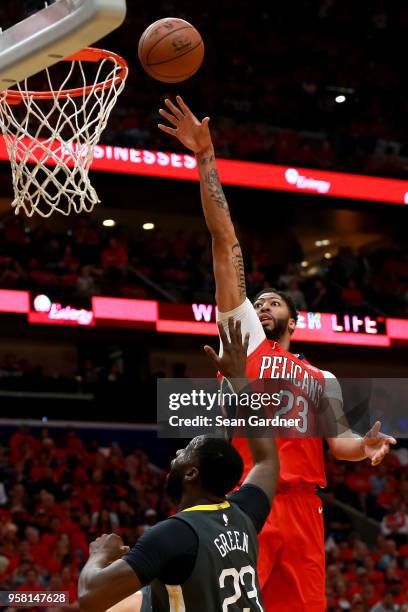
{"left": 258, "top": 354, "right": 324, "bottom": 405}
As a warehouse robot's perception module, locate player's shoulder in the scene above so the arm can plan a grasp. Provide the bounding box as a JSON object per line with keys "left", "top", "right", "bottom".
{"left": 321, "top": 369, "right": 337, "bottom": 380}
{"left": 228, "top": 484, "right": 270, "bottom": 534}
{"left": 296, "top": 358, "right": 341, "bottom": 400}
{"left": 228, "top": 483, "right": 269, "bottom": 503}
{"left": 298, "top": 353, "right": 326, "bottom": 374}
{"left": 321, "top": 369, "right": 343, "bottom": 401}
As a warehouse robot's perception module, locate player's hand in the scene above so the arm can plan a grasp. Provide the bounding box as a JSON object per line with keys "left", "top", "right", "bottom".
{"left": 89, "top": 533, "right": 130, "bottom": 565}
{"left": 158, "top": 96, "right": 213, "bottom": 154}
{"left": 362, "top": 421, "right": 397, "bottom": 466}
{"left": 204, "top": 318, "right": 249, "bottom": 380}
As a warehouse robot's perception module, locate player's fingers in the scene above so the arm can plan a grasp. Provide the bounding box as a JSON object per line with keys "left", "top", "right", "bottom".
{"left": 377, "top": 442, "right": 391, "bottom": 459}
{"left": 158, "top": 124, "right": 177, "bottom": 136}
{"left": 243, "top": 332, "right": 250, "bottom": 354}
{"left": 235, "top": 318, "right": 243, "bottom": 344}
{"left": 228, "top": 317, "right": 236, "bottom": 344}
{"left": 372, "top": 448, "right": 386, "bottom": 465}
{"left": 204, "top": 345, "right": 221, "bottom": 367}
{"left": 372, "top": 420, "right": 382, "bottom": 436}
{"left": 165, "top": 98, "right": 184, "bottom": 118}
{"left": 202, "top": 117, "right": 211, "bottom": 127}
{"left": 176, "top": 95, "right": 192, "bottom": 115}
{"left": 120, "top": 546, "right": 130, "bottom": 554}
{"left": 366, "top": 420, "right": 381, "bottom": 439}
{"left": 158, "top": 108, "right": 179, "bottom": 126}
{"left": 217, "top": 321, "right": 229, "bottom": 348}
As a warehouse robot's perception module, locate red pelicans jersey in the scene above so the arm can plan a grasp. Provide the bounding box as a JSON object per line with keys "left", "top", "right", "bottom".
{"left": 218, "top": 299, "right": 343, "bottom": 487}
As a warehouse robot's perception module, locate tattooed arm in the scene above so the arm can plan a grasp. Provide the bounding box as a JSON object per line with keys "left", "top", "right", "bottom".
{"left": 158, "top": 96, "right": 246, "bottom": 311}
{"left": 197, "top": 149, "right": 246, "bottom": 310}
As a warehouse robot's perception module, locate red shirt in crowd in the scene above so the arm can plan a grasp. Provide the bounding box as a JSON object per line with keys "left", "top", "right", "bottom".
{"left": 101, "top": 243, "right": 128, "bottom": 269}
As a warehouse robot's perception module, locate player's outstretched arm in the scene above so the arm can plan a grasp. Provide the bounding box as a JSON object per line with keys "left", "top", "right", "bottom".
{"left": 327, "top": 421, "right": 396, "bottom": 465}
{"left": 321, "top": 381, "right": 396, "bottom": 465}
{"left": 158, "top": 96, "right": 246, "bottom": 312}
{"left": 78, "top": 534, "right": 140, "bottom": 612}
{"left": 205, "top": 319, "right": 279, "bottom": 502}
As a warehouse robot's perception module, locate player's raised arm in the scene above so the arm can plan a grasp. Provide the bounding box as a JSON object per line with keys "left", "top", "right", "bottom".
{"left": 158, "top": 96, "right": 245, "bottom": 312}
{"left": 205, "top": 319, "right": 279, "bottom": 502}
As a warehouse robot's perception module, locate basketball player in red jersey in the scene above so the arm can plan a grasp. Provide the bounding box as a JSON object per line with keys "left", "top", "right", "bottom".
{"left": 158, "top": 97, "right": 397, "bottom": 611}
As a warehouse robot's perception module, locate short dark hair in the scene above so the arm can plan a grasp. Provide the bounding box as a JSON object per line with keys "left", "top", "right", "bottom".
{"left": 253, "top": 287, "right": 299, "bottom": 321}
{"left": 194, "top": 436, "right": 243, "bottom": 497}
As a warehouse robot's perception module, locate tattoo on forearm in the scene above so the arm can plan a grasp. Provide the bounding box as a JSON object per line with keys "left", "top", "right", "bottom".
{"left": 204, "top": 168, "right": 230, "bottom": 216}
{"left": 198, "top": 153, "right": 215, "bottom": 165}
{"left": 231, "top": 242, "right": 246, "bottom": 298}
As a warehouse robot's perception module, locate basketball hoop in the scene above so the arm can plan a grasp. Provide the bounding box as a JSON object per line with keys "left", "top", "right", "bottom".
{"left": 0, "top": 47, "right": 128, "bottom": 217}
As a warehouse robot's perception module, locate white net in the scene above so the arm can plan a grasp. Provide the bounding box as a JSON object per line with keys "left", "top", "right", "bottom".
{"left": 0, "top": 50, "right": 128, "bottom": 217}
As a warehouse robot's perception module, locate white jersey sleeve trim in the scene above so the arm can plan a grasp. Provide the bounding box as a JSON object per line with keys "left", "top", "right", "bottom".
{"left": 217, "top": 298, "right": 266, "bottom": 356}
{"left": 322, "top": 370, "right": 362, "bottom": 438}
{"left": 322, "top": 370, "right": 343, "bottom": 402}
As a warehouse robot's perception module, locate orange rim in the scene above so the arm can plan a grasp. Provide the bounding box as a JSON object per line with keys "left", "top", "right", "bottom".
{"left": 1, "top": 47, "right": 128, "bottom": 105}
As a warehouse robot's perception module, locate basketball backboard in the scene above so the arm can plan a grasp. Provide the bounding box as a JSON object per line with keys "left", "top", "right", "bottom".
{"left": 0, "top": 0, "right": 127, "bottom": 87}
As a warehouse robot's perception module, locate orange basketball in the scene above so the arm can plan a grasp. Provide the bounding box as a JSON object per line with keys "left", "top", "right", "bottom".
{"left": 138, "top": 18, "right": 204, "bottom": 83}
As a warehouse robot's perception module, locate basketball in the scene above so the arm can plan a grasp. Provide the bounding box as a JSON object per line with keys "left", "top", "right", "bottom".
{"left": 138, "top": 18, "right": 204, "bottom": 83}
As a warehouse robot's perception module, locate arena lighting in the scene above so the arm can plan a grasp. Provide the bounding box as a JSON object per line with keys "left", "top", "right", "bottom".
{"left": 324, "top": 252, "right": 332, "bottom": 259}
{"left": 30, "top": 294, "right": 94, "bottom": 326}
{"left": 335, "top": 95, "right": 346, "bottom": 103}
{"left": 102, "top": 219, "right": 116, "bottom": 227}
{"left": 301, "top": 261, "right": 309, "bottom": 268}
{"left": 1, "top": 138, "right": 408, "bottom": 206}
{"left": 88, "top": 299, "right": 407, "bottom": 347}
{"left": 33, "top": 294, "right": 51, "bottom": 312}
{"left": 0, "top": 289, "right": 29, "bottom": 313}
{"left": 143, "top": 222, "right": 155, "bottom": 230}
{"left": 1, "top": 290, "right": 408, "bottom": 347}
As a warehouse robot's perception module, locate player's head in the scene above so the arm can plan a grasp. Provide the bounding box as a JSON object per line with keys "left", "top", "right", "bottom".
{"left": 166, "top": 435, "right": 244, "bottom": 504}
{"left": 253, "top": 288, "right": 298, "bottom": 342}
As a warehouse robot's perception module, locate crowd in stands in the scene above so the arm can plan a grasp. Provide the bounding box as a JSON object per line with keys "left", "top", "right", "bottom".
{"left": 0, "top": 351, "right": 124, "bottom": 396}
{"left": 324, "top": 446, "right": 408, "bottom": 610}
{"left": 0, "top": 427, "right": 407, "bottom": 610}
{"left": 0, "top": 1, "right": 407, "bottom": 178}
{"left": 0, "top": 426, "right": 171, "bottom": 611}
{"left": 254, "top": 246, "right": 408, "bottom": 318}
{"left": 0, "top": 218, "right": 407, "bottom": 317}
